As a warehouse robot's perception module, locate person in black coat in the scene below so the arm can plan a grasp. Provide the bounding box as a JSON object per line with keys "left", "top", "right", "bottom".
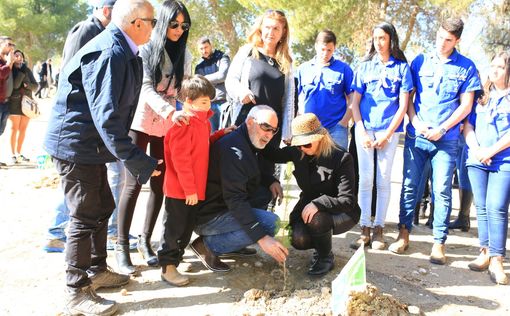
{"left": 263, "top": 113, "right": 360, "bottom": 276}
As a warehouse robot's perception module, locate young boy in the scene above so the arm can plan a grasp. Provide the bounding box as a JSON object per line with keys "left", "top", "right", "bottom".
{"left": 159, "top": 75, "right": 230, "bottom": 286}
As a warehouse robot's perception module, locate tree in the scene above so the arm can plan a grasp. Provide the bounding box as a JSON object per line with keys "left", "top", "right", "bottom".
{"left": 482, "top": 0, "right": 510, "bottom": 51}
{"left": 0, "top": 0, "right": 89, "bottom": 66}
{"left": 185, "top": 0, "right": 256, "bottom": 60}
{"left": 237, "top": 0, "right": 474, "bottom": 64}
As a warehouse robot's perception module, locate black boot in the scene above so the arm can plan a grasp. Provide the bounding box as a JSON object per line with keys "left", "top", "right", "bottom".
{"left": 449, "top": 189, "right": 472, "bottom": 232}
{"left": 137, "top": 235, "right": 158, "bottom": 266}
{"left": 413, "top": 203, "right": 420, "bottom": 225}
{"left": 425, "top": 202, "right": 434, "bottom": 229}
{"left": 308, "top": 231, "right": 334, "bottom": 276}
{"left": 115, "top": 244, "right": 136, "bottom": 274}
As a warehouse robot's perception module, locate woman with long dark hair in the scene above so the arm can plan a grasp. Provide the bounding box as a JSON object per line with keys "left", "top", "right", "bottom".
{"left": 465, "top": 51, "right": 510, "bottom": 285}
{"left": 116, "top": 0, "right": 192, "bottom": 274}
{"left": 7, "top": 50, "right": 38, "bottom": 163}
{"left": 350, "top": 22, "right": 413, "bottom": 250}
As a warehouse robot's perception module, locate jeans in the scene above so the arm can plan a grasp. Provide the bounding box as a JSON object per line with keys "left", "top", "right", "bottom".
{"left": 106, "top": 161, "right": 125, "bottom": 236}
{"left": 0, "top": 102, "right": 9, "bottom": 135}
{"left": 399, "top": 135, "right": 458, "bottom": 243}
{"left": 355, "top": 125, "right": 399, "bottom": 228}
{"left": 209, "top": 102, "right": 224, "bottom": 132}
{"left": 327, "top": 122, "right": 349, "bottom": 150}
{"left": 46, "top": 161, "right": 125, "bottom": 240}
{"left": 467, "top": 166, "right": 510, "bottom": 257}
{"left": 194, "top": 209, "right": 279, "bottom": 255}
{"left": 456, "top": 135, "right": 471, "bottom": 191}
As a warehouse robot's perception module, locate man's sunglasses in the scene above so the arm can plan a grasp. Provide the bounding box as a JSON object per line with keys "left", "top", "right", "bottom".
{"left": 168, "top": 21, "right": 191, "bottom": 31}
{"left": 130, "top": 18, "right": 157, "bottom": 28}
{"left": 298, "top": 143, "right": 312, "bottom": 149}
{"left": 254, "top": 120, "right": 279, "bottom": 135}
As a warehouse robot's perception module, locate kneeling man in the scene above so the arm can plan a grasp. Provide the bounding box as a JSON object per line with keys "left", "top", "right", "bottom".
{"left": 191, "top": 105, "right": 288, "bottom": 271}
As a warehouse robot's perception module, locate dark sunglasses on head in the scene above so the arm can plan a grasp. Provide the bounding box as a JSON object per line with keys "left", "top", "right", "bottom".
{"left": 130, "top": 17, "right": 157, "bottom": 28}
{"left": 168, "top": 21, "right": 191, "bottom": 31}
{"left": 298, "top": 143, "right": 312, "bottom": 149}
{"left": 254, "top": 119, "right": 279, "bottom": 135}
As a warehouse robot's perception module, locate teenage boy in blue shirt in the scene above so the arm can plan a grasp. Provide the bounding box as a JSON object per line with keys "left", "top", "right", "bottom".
{"left": 389, "top": 18, "right": 482, "bottom": 265}
{"left": 295, "top": 30, "right": 353, "bottom": 149}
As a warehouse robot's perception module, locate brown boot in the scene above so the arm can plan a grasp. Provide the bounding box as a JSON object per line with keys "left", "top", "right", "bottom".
{"left": 430, "top": 243, "right": 446, "bottom": 265}
{"left": 371, "top": 226, "right": 386, "bottom": 250}
{"left": 350, "top": 226, "right": 371, "bottom": 250}
{"left": 161, "top": 265, "right": 189, "bottom": 287}
{"left": 468, "top": 248, "right": 489, "bottom": 271}
{"left": 488, "top": 256, "right": 509, "bottom": 285}
{"left": 388, "top": 226, "right": 409, "bottom": 254}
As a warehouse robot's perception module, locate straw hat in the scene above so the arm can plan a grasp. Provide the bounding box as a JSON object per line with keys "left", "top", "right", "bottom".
{"left": 291, "top": 113, "right": 326, "bottom": 146}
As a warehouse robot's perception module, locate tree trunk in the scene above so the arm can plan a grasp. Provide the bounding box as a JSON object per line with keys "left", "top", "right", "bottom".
{"left": 401, "top": 4, "right": 420, "bottom": 51}
{"left": 209, "top": 0, "right": 240, "bottom": 55}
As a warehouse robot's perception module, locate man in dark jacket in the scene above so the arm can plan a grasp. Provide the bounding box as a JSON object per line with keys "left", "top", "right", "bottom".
{"left": 60, "top": 0, "right": 116, "bottom": 68}
{"left": 43, "top": 0, "right": 119, "bottom": 255}
{"left": 191, "top": 105, "right": 288, "bottom": 272}
{"left": 0, "top": 36, "right": 15, "bottom": 167}
{"left": 44, "top": 1, "right": 157, "bottom": 315}
{"left": 194, "top": 37, "right": 230, "bottom": 131}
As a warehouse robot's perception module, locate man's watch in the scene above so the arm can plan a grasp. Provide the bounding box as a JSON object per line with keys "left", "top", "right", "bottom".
{"left": 439, "top": 127, "right": 447, "bottom": 136}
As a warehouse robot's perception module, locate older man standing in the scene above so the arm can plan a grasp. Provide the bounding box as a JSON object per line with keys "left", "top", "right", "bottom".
{"left": 191, "top": 105, "right": 288, "bottom": 272}
{"left": 44, "top": 1, "right": 158, "bottom": 315}
{"left": 43, "top": 0, "right": 124, "bottom": 255}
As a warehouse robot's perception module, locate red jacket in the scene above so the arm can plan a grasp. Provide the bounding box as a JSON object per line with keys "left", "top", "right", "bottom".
{"left": 0, "top": 59, "right": 12, "bottom": 103}
{"left": 163, "top": 109, "right": 225, "bottom": 200}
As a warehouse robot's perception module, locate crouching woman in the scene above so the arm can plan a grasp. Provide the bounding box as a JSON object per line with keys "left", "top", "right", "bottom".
{"left": 264, "top": 113, "right": 360, "bottom": 275}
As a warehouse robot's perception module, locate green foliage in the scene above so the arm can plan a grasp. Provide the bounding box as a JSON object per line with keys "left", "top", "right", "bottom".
{"left": 482, "top": 0, "right": 510, "bottom": 51}
{"left": 0, "top": 0, "right": 89, "bottom": 66}
{"left": 237, "top": 0, "right": 474, "bottom": 65}
{"left": 185, "top": 0, "right": 256, "bottom": 64}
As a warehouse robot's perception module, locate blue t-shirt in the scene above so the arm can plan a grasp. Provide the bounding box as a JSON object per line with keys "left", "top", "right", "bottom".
{"left": 352, "top": 56, "right": 413, "bottom": 132}
{"left": 466, "top": 91, "right": 510, "bottom": 171}
{"left": 408, "top": 49, "right": 482, "bottom": 140}
{"left": 296, "top": 57, "right": 353, "bottom": 129}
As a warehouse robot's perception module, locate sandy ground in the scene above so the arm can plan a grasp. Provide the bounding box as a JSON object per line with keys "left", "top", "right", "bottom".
{"left": 0, "top": 98, "right": 509, "bottom": 315}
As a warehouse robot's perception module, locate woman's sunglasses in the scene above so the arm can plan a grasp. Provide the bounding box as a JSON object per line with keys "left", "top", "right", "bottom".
{"left": 298, "top": 143, "right": 312, "bottom": 149}
{"left": 169, "top": 21, "right": 191, "bottom": 31}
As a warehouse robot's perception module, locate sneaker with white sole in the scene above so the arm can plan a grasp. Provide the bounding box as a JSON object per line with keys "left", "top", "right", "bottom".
{"left": 89, "top": 268, "right": 129, "bottom": 290}
{"left": 64, "top": 285, "right": 117, "bottom": 316}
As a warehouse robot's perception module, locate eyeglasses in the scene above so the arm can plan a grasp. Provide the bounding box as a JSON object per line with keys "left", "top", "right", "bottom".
{"left": 254, "top": 119, "right": 279, "bottom": 135}
{"left": 298, "top": 143, "right": 312, "bottom": 149}
{"left": 168, "top": 21, "right": 190, "bottom": 31}
{"left": 130, "top": 17, "right": 157, "bottom": 28}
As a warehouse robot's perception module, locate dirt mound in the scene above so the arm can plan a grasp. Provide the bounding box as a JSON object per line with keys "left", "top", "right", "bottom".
{"left": 347, "top": 284, "right": 410, "bottom": 316}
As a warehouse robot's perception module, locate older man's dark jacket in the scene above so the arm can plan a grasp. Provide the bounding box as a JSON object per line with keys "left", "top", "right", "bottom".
{"left": 197, "top": 123, "right": 275, "bottom": 242}
{"left": 61, "top": 16, "right": 105, "bottom": 68}
{"left": 44, "top": 23, "right": 157, "bottom": 184}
